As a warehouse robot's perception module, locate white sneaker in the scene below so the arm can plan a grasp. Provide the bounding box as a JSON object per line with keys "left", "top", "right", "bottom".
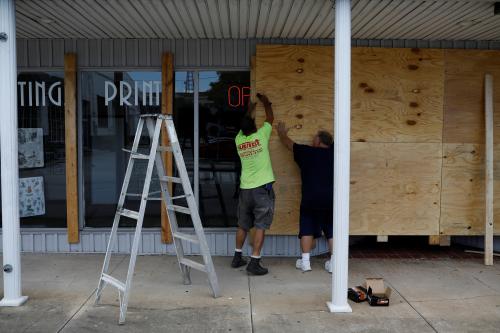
{"left": 324, "top": 260, "right": 332, "bottom": 273}
{"left": 295, "top": 259, "right": 312, "bottom": 272}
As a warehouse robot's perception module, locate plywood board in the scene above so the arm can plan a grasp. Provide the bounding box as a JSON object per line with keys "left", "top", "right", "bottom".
{"left": 350, "top": 142, "right": 441, "bottom": 235}
{"left": 440, "top": 143, "right": 500, "bottom": 235}
{"left": 352, "top": 48, "right": 444, "bottom": 143}
{"left": 64, "top": 53, "right": 79, "bottom": 244}
{"left": 444, "top": 50, "right": 500, "bottom": 144}
{"left": 255, "top": 45, "right": 333, "bottom": 235}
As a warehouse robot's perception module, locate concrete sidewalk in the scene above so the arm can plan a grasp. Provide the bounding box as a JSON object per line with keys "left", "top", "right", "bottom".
{"left": 1, "top": 254, "right": 499, "bottom": 332}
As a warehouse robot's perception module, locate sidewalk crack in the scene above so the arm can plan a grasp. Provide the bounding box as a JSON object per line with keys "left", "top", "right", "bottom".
{"left": 55, "top": 255, "right": 127, "bottom": 333}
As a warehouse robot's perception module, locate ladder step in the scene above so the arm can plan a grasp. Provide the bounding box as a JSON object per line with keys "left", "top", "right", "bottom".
{"left": 167, "top": 205, "right": 191, "bottom": 215}
{"left": 101, "top": 273, "right": 126, "bottom": 291}
{"left": 180, "top": 258, "right": 207, "bottom": 272}
{"left": 157, "top": 146, "right": 173, "bottom": 152}
{"left": 171, "top": 194, "right": 189, "bottom": 200}
{"left": 173, "top": 232, "right": 199, "bottom": 244}
{"left": 159, "top": 176, "right": 182, "bottom": 184}
{"left": 119, "top": 208, "right": 140, "bottom": 220}
{"left": 131, "top": 153, "right": 150, "bottom": 160}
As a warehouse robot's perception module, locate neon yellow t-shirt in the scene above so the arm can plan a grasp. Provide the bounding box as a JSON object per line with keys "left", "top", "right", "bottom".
{"left": 235, "top": 122, "right": 275, "bottom": 189}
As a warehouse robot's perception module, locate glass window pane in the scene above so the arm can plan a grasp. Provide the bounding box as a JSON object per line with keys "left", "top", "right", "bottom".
{"left": 198, "top": 71, "right": 250, "bottom": 227}
{"left": 82, "top": 72, "right": 162, "bottom": 227}
{"left": 173, "top": 71, "right": 194, "bottom": 227}
{"left": 15, "top": 72, "right": 66, "bottom": 228}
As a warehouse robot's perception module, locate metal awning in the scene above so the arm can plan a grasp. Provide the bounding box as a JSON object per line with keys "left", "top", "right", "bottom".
{"left": 14, "top": 0, "right": 500, "bottom": 41}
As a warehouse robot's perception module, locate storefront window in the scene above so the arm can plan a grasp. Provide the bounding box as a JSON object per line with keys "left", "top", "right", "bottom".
{"left": 198, "top": 71, "right": 250, "bottom": 227}
{"left": 173, "top": 71, "right": 195, "bottom": 227}
{"left": 81, "top": 72, "right": 162, "bottom": 227}
{"left": 14, "top": 72, "right": 66, "bottom": 228}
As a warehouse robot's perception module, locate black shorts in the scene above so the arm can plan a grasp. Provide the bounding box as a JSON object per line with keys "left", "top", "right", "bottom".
{"left": 237, "top": 185, "right": 275, "bottom": 230}
{"left": 299, "top": 207, "right": 333, "bottom": 239}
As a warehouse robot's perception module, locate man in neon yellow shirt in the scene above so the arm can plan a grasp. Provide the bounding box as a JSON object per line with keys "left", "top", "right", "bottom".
{"left": 231, "top": 93, "right": 275, "bottom": 275}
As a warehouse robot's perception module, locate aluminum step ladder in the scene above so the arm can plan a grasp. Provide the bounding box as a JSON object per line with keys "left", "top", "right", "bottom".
{"left": 95, "top": 114, "right": 220, "bottom": 324}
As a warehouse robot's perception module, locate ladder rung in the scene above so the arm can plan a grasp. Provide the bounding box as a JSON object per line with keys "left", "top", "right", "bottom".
{"left": 101, "top": 273, "right": 126, "bottom": 291}
{"left": 119, "top": 208, "right": 140, "bottom": 220}
{"left": 157, "top": 146, "right": 173, "bottom": 152}
{"left": 159, "top": 176, "right": 182, "bottom": 184}
{"left": 180, "top": 258, "right": 207, "bottom": 272}
{"left": 167, "top": 205, "right": 191, "bottom": 215}
{"left": 131, "top": 153, "right": 150, "bottom": 160}
{"left": 171, "top": 194, "right": 189, "bottom": 200}
{"left": 173, "top": 232, "right": 199, "bottom": 244}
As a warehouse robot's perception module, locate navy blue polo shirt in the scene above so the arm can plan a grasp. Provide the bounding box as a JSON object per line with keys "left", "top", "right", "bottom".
{"left": 293, "top": 143, "right": 334, "bottom": 210}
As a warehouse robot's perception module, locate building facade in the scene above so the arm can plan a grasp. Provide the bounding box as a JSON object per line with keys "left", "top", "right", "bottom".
{"left": 0, "top": 37, "right": 498, "bottom": 255}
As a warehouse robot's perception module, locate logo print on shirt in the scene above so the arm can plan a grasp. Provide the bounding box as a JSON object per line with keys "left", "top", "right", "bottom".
{"left": 238, "top": 139, "right": 263, "bottom": 158}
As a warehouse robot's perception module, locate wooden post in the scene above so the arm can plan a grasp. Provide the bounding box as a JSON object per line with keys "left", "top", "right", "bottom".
{"left": 485, "top": 73, "right": 494, "bottom": 266}
{"left": 64, "top": 53, "right": 79, "bottom": 244}
{"left": 161, "top": 53, "right": 174, "bottom": 244}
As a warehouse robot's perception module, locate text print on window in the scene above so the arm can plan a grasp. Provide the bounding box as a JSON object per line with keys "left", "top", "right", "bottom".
{"left": 18, "top": 81, "right": 63, "bottom": 107}
{"left": 105, "top": 80, "right": 162, "bottom": 106}
{"left": 227, "top": 85, "right": 251, "bottom": 107}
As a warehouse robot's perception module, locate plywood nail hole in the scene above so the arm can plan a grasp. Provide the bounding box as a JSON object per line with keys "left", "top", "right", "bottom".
{"left": 409, "top": 102, "right": 419, "bottom": 108}
{"left": 357, "top": 138, "right": 366, "bottom": 142}
{"left": 359, "top": 82, "right": 368, "bottom": 88}
{"left": 406, "top": 120, "right": 417, "bottom": 126}
{"left": 294, "top": 95, "right": 302, "bottom": 100}
{"left": 296, "top": 114, "right": 303, "bottom": 119}
{"left": 364, "top": 88, "right": 374, "bottom": 93}
{"left": 350, "top": 181, "right": 357, "bottom": 185}
{"left": 297, "top": 58, "right": 305, "bottom": 63}
{"left": 408, "top": 64, "right": 419, "bottom": 70}
{"left": 417, "top": 113, "right": 421, "bottom": 117}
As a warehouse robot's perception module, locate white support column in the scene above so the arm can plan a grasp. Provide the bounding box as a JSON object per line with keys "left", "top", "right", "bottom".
{"left": 327, "top": 0, "right": 352, "bottom": 313}
{"left": 0, "top": 0, "right": 28, "bottom": 307}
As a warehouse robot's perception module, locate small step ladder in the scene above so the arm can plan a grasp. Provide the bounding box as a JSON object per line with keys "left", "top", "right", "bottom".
{"left": 95, "top": 114, "right": 220, "bottom": 324}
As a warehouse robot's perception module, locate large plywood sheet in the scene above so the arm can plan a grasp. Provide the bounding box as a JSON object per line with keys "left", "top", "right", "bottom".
{"left": 350, "top": 143, "right": 442, "bottom": 235}
{"left": 441, "top": 143, "right": 500, "bottom": 235}
{"left": 444, "top": 50, "right": 500, "bottom": 144}
{"left": 255, "top": 45, "right": 333, "bottom": 235}
{"left": 352, "top": 48, "right": 444, "bottom": 143}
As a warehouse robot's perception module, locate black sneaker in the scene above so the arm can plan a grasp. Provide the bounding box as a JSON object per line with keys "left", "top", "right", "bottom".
{"left": 231, "top": 252, "right": 247, "bottom": 268}
{"left": 246, "top": 257, "right": 268, "bottom": 275}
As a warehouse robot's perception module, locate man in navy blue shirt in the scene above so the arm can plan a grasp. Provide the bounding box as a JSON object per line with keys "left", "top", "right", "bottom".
{"left": 277, "top": 121, "right": 333, "bottom": 273}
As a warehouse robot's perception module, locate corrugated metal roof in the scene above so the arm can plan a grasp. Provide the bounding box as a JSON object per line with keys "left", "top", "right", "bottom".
{"left": 14, "top": 0, "right": 500, "bottom": 41}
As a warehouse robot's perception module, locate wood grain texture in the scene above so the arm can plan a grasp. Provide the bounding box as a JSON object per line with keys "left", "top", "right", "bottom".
{"left": 352, "top": 47, "right": 444, "bottom": 143}
{"left": 440, "top": 143, "right": 500, "bottom": 235}
{"left": 444, "top": 50, "right": 500, "bottom": 144}
{"left": 64, "top": 53, "right": 79, "bottom": 244}
{"left": 350, "top": 142, "right": 441, "bottom": 235}
{"left": 484, "top": 74, "right": 494, "bottom": 265}
{"left": 161, "top": 53, "right": 174, "bottom": 244}
{"left": 255, "top": 45, "right": 333, "bottom": 235}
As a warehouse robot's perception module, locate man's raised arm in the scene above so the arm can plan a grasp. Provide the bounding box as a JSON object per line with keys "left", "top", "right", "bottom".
{"left": 277, "top": 121, "right": 294, "bottom": 151}
{"left": 257, "top": 93, "right": 274, "bottom": 125}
